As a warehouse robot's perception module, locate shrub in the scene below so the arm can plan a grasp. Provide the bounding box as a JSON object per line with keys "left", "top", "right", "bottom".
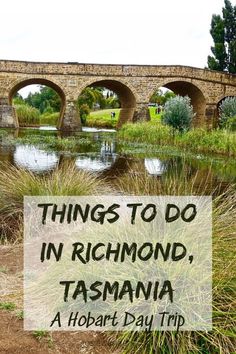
{"left": 162, "top": 95, "right": 195, "bottom": 132}
{"left": 219, "top": 97, "right": 236, "bottom": 130}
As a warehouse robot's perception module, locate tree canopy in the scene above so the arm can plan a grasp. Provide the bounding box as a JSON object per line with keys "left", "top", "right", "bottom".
{"left": 208, "top": 0, "right": 236, "bottom": 73}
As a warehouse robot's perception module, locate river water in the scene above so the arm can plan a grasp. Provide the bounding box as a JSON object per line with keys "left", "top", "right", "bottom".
{"left": 0, "top": 126, "right": 235, "bottom": 192}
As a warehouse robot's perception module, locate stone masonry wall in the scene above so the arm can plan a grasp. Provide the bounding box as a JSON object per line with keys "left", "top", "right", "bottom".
{"left": 0, "top": 60, "right": 235, "bottom": 129}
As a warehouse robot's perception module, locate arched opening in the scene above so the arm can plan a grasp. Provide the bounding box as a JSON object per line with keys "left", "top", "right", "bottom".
{"left": 216, "top": 95, "right": 236, "bottom": 128}
{"left": 149, "top": 81, "right": 206, "bottom": 126}
{"left": 9, "top": 79, "right": 66, "bottom": 129}
{"left": 77, "top": 80, "right": 136, "bottom": 129}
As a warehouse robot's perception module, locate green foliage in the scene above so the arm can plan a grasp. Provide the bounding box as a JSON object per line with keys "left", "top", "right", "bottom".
{"left": 13, "top": 93, "right": 25, "bottom": 105}
{"left": 0, "top": 162, "right": 110, "bottom": 241}
{"left": 112, "top": 176, "right": 236, "bottom": 354}
{"left": 25, "top": 86, "right": 61, "bottom": 113}
{"left": 150, "top": 89, "right": 175, "bottom": 105}
{"left": 118, "top": 122, "right": 236, "bottom": 156}
{"left": 208, "top": 0, "right": 236, "bottom": 73}
{"left": 77, "top": 87, "right": 121, "bottom": 124}
{"left": 78, "top": 87, "right": 104, "bottom": 110}
{"left": 86, "top": 109, "right": 120, "bottom": 128}
{"left": 219, "top": 96, "right": 236, "bottom": 130}
{"left": 162, "top": 96, "right": 194, "bottom": 132}
{"left": 79, "top": 103, "right": 91, "bottom": 124}
{"left": 14, "top": 104, "right": 40, "bottom": 126}
{"left": 40, "top": 112, "right": 60, "bottom": 126}
{"left": 13, "top": 85, "right": 61, "bottom": 126}
{"left": 0, "top": 302, "right": 16, "bottom": 311}
{"left": 32, "top": 331, "right": 49, "bottom": 340}
{"left": 15, "top": 310, "right": 24, "bottom": 320}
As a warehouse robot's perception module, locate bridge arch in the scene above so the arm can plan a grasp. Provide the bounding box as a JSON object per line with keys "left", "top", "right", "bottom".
{"left": 78, "top": 79, "right": 137, "bottom": 128}
{"left": 8, "top": 78, "right": 66, "bottom": 128}
{"left": 150, "top": 79, "right": 206, "bottom": 125}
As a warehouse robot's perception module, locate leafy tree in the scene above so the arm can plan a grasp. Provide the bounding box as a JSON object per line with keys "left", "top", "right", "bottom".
{"left": 208, "top": 0, "right": 236, "bottom": 73}
{"left": 150, "top": 89, "right": 175, "bottom": 105}
{"left": 219, "top": 96, "right": 236, "bottom": 130}
{"left": 162, "top": 96, "right": 195, "bottom": 132}
{"left": 77, "top": 87, "right": 104, "bottom": 109}
{"left": 24, "top": 86, "right": 61, "bottom": 113}
{"left": 13, "top": 92, "right": 25, "bottom": 105}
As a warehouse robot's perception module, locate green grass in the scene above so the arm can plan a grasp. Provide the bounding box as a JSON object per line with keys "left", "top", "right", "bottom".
{"left": 86, "top": 108, "right": 120, "bottom": 128}
{"left": 86, "top": 108, "right": 161, "bottom": 128}
{"left": 15, "top": 104, "right": 40, "bottom": 126}
{"left": 40, "top": 112, "right": 59, "bottom": 126}
{"left": 0, "top": 162, "right": 111, "bottom": 241}
{"left": 149, "top": 106, "right": 162, "bottom": 121}
{"left": 15, "top": 310, "right": 24, "bottom": 320}
{"left": 32, "top": 330, "right": 49, "bottom": 340}
{"left": 118, "top": 121, "right": 236, "bottom": 157}
{"left": 0, "top": 302, "right": 16, "bottom": 311}
{"left": 0, "top": 266, "right": 8, "bottom": 273}
{"left": 15, "top": 135, "right": 96, "bottom": 152}
{"left": 111, "top": 173, "right": 236, "bottom": 354}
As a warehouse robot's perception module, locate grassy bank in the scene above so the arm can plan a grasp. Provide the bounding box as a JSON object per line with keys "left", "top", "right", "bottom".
{"left": 0, "top": 162, "right": 111, "bottom": 242}
{"left": 118, "top": 121, "right": 236, "bottom": 157}
{"left": 85, "top": 109, "right": 120, "bottom": 128}
{"left": 111, "top": 172, "right": 236, "bottom": 353}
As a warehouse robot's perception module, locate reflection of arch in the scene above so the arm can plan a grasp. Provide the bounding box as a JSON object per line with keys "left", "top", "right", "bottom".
{"left": 9, "top": 78, "right": 66, "bottom": 128}
{"left": 14, "top": 145, "right": 58, "bottom": 173}
{"left": 144, "top": 159, "right": 166, "bottom": 176}
{"left": 79, "top": 79, "right": 137, "bottom": 128}
{"left": 75, "top": 154, "right": 117, "bottom": 172}
{"left": 151, "top": 80, "right": 206, "bottom": 125}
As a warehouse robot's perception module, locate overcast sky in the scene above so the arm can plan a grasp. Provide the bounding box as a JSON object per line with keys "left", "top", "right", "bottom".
{"left": 0, "top": 0, "right": 227, "bottom": 96}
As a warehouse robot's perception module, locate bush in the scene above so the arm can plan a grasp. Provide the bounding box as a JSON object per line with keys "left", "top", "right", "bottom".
{"left": 79, "top": 103, "right": 90, "bottom": 125}
{"left": 162, "top": 95, "right": 195, "bottom": 132}
{"left": 14, "top": 104, "right": 40, "bottom": 126}
{"left": 219, "top": 97, "right": 236, "bottom": 130}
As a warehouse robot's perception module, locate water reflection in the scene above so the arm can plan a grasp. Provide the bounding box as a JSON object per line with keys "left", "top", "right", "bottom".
{"left": 75, "top": 154, "right": 117, "bottom": 172}
{"left": 14, "top": 145, "right": 58, "bottom": 173}
{"left": 0, "top": 128, "right": 234, "bottom": 187}
{"left": 144, "top": 158, "right": 166, "bottom": 176}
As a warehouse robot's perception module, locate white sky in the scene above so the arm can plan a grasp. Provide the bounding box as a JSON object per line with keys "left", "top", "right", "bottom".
{"left": 1, "top": 0, "right": 227, "bottom": 96}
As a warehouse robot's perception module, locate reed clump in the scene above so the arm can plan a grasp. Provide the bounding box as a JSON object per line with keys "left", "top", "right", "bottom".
{"left": 0, "top": 162, "right": 111, "bottom": 242}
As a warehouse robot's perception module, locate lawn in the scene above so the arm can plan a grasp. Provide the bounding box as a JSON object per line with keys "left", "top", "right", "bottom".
{"left": 86, "top": 107, "right": 161, "bottom": 128}
{"left": 86, "top": 108, "right": 120, "bottom": 128}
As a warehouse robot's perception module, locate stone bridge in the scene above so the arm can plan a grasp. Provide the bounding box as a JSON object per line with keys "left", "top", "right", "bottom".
{"left": 0, "top": 59, "right": 236, "bottom": 130}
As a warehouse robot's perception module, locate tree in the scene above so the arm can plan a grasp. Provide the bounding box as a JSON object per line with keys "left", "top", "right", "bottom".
{"left": 208, "top": 0, "right": 236, "bottom": 73}
{"left": 24, "top": 86, "right": 61, "bottom": 113}
{"left": 150, "top": 89, "right": 175, "bottom": 105}
{"left": 162, "top": 96, "right": 195, "bottom": 132}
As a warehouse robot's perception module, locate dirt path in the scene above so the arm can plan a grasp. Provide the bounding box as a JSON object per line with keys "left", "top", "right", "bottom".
{"left": 0, "top": 245, "right": 120, "bottom": 354}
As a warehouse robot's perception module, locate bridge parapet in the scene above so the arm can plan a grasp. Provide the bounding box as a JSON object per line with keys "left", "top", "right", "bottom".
{"left": 0, "top": 60, "right": 235, "bottom": 130}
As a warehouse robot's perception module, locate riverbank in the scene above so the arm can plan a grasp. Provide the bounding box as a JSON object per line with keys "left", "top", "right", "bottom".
{"left": 118, "top": 121, "right": 236, "bottom": 157}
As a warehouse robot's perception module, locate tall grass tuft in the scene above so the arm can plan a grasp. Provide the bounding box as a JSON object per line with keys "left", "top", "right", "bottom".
{"left": 118, "top": 122, "right": 236, "bottom": 157}
{"left": 111, "top": 172, "right": 236, "bottom": 353}
{"left": 0, "top": 162, "right": 111, "bottom": 242}
{"left": 14, "top": 104, "right": 40, "bottom": 126}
